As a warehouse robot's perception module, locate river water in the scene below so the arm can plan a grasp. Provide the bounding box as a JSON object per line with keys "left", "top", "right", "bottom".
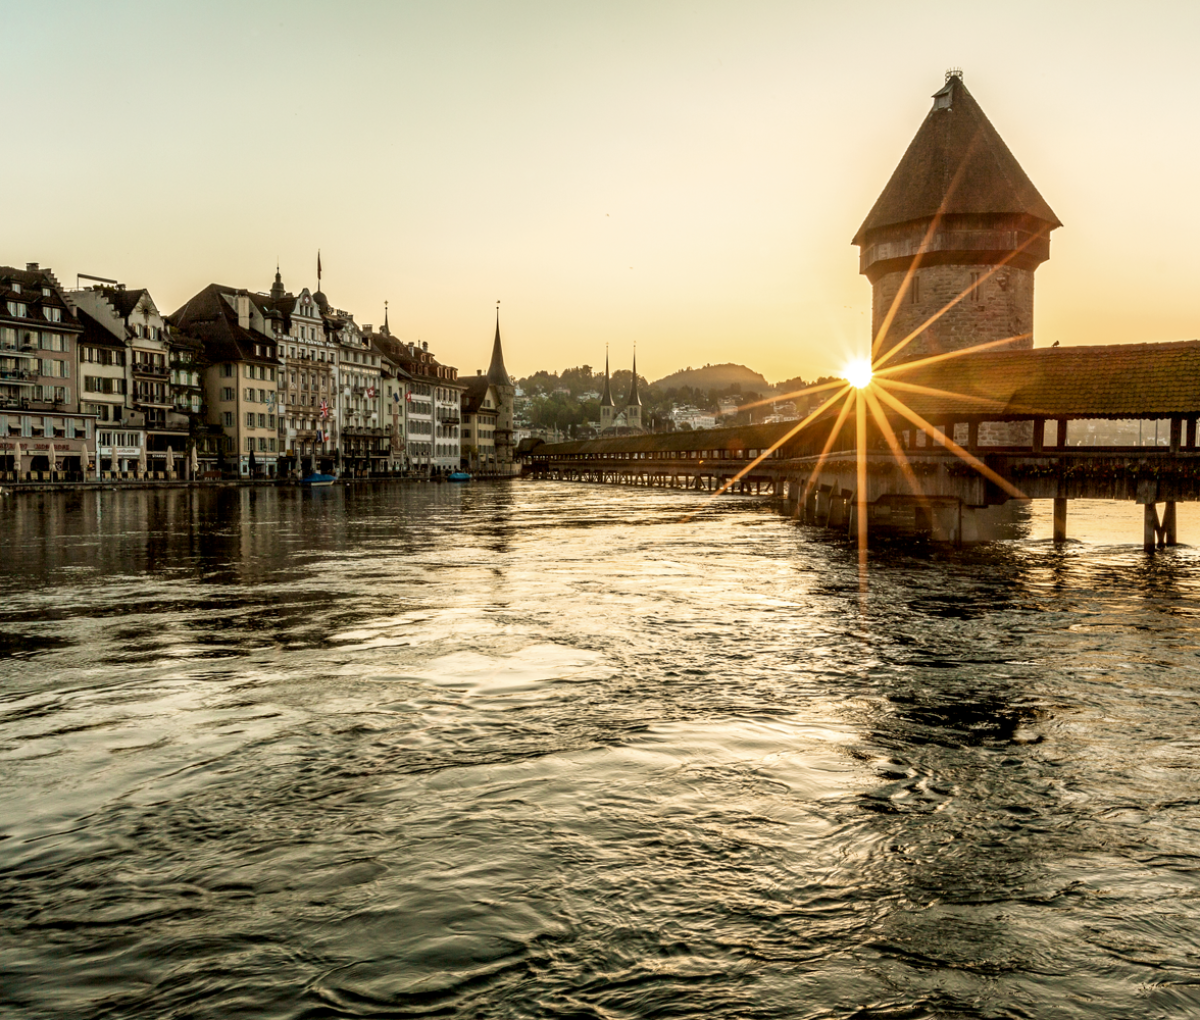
{"left": 3, "top": 483, "right": 1200, "bottom": 1019}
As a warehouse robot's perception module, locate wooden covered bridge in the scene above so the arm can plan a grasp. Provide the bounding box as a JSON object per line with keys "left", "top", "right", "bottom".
{"left": 522, "top": 341, "right": 1200, "bottom": 552}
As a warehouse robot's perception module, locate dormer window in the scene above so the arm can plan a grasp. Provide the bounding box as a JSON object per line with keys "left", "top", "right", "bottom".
{"left": 43, "top": 306, "right": 61, "bottom": 323}
{"left": 42, "top": 287, "right": 50, "bottom": 298}
{"left": 12, "top": 283, "right": 20, "bottom": 294}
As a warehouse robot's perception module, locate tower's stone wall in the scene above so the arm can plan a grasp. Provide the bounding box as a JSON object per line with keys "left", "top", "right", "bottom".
{"left": 872, "top": 263, "right": 1035, "bottom": 366}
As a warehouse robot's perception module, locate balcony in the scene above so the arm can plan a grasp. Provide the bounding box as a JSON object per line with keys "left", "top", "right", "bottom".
{"left": 133, "top": 363, "right": 169, "bottom": 378}
{"left": 0, "top": 370, "right": 35, "bottom": 382}
{"left": 437, "top": 413, "right": 461, "bottom": 425}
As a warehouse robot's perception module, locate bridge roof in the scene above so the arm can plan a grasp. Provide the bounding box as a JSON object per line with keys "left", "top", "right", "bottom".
{"left": 882, "top": 340, "right": 1200, "bottom": 420}
{"left": 536, "top": 419, "right": 801, "bottom": 457}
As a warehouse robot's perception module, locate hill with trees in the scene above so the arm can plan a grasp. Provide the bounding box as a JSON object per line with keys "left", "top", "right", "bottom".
{"left": 650, "top": 363, "right": 771, "bottom": 393}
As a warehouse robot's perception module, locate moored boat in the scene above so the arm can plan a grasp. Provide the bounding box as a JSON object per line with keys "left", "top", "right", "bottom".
{"left": 300, "top": 473, "right": 337, "bottom": 487}
{"left": 447, "top": 471, "right": 471, "bottom": 482}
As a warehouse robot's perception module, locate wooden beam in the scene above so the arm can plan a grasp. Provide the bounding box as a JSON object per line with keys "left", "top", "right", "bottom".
{"left": 1145, "top": 502, "right": 1159, "bottom": 553}
{"left": 1053, "top": 497, "right": 1067, "bottom": 543}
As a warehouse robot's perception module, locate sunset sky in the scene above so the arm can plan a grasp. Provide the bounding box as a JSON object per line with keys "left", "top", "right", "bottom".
{"left": 6, "top": 1, "right": 1199, "bottom": 384}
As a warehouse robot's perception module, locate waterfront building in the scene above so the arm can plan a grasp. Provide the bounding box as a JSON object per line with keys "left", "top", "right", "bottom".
{"left": 461, "top": 371, "right": 499, "bottom": 471}
{"left": 170, "top": 285, "right": 280, "bottom": 476}
{"left": 0, "top": 263, "right": 92, "bottom": 479}
{"left": 327, "top": 301, "right": 385, "bottom": 475}
{"left": 853, "top": 71, "right": 1060, "bottom": 367}
{"left": 389, "top": 339, "right": 461, "bottom": 474}
{"left": 258, "top": 271, "right": 339, "bottom": 476}
{"left": 364, "top": 321, "right": 412, "bottom": 473}
{"left": 69, "top": 284, "right": 197, "bottom": 476}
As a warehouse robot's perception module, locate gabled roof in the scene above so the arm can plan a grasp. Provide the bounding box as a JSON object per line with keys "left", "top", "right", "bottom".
{"left": 101, "top": 287, "right": 150, "bottom": 319}
{"left": 168, "top": 284, "right": 277, "bottom": 365}
{"left": 462, "top": 374, "right": 497, "bottom": 414}
{"left": 76, "top": 308, "right": 127, "bottom": 349}
{"left": 854, "top": 74, "right": 1061, "bottom": 245}
{"left": 880, "top": 341, "right": 1200, "bottom": 419}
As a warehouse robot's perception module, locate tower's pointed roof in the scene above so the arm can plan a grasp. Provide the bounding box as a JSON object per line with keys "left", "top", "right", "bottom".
{"left": 270, "top": 266, "right": 285, "bottom": 301}
{"left": 853, "top": 73, "right": 1061, "bottom": 246}
{"left": 487, "top": 309, "right": 512, "bottom": 388}
{"left": 625, "top": 349, "right": 641, "bottom": 407}
{"left": 600, "top": 348, "right": 615, "bottom": 407}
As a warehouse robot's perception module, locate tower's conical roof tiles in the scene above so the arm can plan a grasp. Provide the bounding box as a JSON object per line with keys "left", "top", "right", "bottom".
{"left": 853, "top": 74, "right": 1061, "bottom": 246}
{"left": 487, "top": 311, "right": 512, "bottom": 388}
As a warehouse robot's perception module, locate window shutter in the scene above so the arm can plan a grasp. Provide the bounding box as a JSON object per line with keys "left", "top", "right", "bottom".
{"left": 86, "top": 419, "right": 93, "bottom": 440}
{"left": 22, "top": 416, "right": 30, "bottom": 436}
{"left": 63, "top": 386, "right": 71, "bottom": 405}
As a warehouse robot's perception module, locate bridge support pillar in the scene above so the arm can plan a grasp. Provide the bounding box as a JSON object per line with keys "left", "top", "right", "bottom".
{"left": 1145, "top": 503, "right": 1160, "bottom": 553}
{"left": 1164, "top": 501, "right": 1178, "bottom": 546}
{"left": 1053, "top": 497, "right": 1068, "bottom": 544}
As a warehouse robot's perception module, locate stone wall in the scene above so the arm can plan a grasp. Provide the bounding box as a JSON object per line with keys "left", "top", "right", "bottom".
{"left": 872, "top": 263, "right": 1035, "bottom": 365}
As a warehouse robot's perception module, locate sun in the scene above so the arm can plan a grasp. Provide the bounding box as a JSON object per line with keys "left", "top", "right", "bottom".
{"left": 843, "top": 357, "right": 874, "bottom": 389}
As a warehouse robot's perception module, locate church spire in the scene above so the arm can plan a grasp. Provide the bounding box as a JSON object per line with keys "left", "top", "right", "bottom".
{"left": 625, "top": 346, "right": 641, "bottom": 407}
{"left": 487, "top": 301, "right": 512, "bottom": 388}
{"left": 383, "top": 300, "right": 390, "bottom": 336}
{"left": 600, "top": 345, "right": 615, "bottom": 407}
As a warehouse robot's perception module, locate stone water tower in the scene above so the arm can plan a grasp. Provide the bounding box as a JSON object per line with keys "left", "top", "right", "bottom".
{"left": 853, "top": 71, "right": 1061, "bottom": 366}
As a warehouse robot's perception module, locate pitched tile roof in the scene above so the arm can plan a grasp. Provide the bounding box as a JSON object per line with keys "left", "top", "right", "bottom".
{"left": 854, "top": 75, "right": 1060, "bottom": 245}
{"left": 168, "top": 284, "right": 277, "bottom": 365}
{"left": 880, "top": 341, "right": 1200, "bottom": 419}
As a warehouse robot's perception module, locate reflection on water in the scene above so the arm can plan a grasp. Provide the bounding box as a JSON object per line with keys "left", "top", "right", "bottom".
{"left": 3, "top": 484, "right": 1200, "bottom": 1018}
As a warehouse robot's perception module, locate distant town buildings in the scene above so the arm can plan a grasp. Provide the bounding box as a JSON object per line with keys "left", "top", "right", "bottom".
{"left": 0, "top": 258, "right": 517, "bottom": 481}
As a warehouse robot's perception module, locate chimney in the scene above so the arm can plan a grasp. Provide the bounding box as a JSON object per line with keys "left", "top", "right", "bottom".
{"left": 422, "top": 341, "right": 428, "bottom": 352}
{"left": 236, "top": 290, "right": 250, "bottom": 329}
{"left": 26, "top": 262, "right": 38, "bottom": 272}
{"left": 477, "top": 369, "right": 482, "bottom": 375}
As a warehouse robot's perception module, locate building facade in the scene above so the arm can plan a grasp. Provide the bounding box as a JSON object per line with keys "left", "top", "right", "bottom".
{"left": 170, "top": 285, "right": 280, "bottom": 476}
{"left": 0, "top": 263, "right": 92, "bottom": 479}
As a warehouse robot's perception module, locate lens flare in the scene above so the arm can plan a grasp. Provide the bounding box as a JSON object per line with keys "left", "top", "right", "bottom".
{"left": 843, "top": 357, "right": 873, "bottom": 389}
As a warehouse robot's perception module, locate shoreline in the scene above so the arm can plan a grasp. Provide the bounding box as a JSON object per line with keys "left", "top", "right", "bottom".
{"left": 0, "top": 473, "right": 520, "bottom": 494}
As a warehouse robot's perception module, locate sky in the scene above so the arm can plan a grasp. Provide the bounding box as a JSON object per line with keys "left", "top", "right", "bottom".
{"left": 5, "top": 1, "right": 1200, "bottom": 384}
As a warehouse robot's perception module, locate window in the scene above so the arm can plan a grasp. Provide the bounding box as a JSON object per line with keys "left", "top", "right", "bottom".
{"left": 223, "top": 412, "right": 234, "bottom": 427}
{"left": 222, "top": 363, "right": 234, "bottom": 377}
{"left": 268, "top": 439, "right": 276, "bottom": 452}
{"left": 6, "top": 302, "right": 26, "bottom": 317}
{"left": 258, "top": 438, "right": 268, "bottom": 451}
{"left": 221, "top": 387, "right": 234, "bottom": 401}
{"left": 247, "top": 437, "right": 255, "bottom": 452}
{"left": 268, "top": 414, "right": 275, "bottom": 428}
{"left": 244, "top": 387, "right": 255, "bottom": 401}
{"left": 969, "top": 271, "right": 981, "bottom": 302}
{"left": 910, "top": 275, "right": 920, "bottom": 303}
{"left": 245, "top": 412, "right": 255, "bottom": 428}
{"left": 257, "top": 413, "right": 266, "bottom": 428}
{"left": 42, "top": 306, "right": 61, "bottom": 323}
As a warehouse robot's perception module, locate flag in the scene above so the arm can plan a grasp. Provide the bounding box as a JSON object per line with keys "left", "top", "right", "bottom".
{"left": 367, "top": 386, "right": 375, "bottom": 399}
{"left": 393, "top": 392, "right": 399, "bottom": 403}
{"left": 406, "top": 391, "right": 412, "bottom": 403}
{"left": 317, "top": 250, "right": 322, "bottom": 281}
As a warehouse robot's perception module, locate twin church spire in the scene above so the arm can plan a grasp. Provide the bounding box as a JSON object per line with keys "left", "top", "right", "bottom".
{"left": 599, "top": 345, "right": 642, "bottom": 432}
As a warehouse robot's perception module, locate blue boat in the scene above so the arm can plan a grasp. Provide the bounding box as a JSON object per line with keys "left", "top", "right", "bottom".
{"left": 300, "top": 473, "right": 337, "bottom": 487}
{"left": 447, "top": 471, "right": 471, "bottom": 482}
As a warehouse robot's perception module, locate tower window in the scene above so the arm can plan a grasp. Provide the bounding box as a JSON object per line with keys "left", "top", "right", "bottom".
{"left": 969, "top": 272, "right": 981, "bottom": 301}
{"left": 910, "top": 275, "right": 920, "bottom": 304}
